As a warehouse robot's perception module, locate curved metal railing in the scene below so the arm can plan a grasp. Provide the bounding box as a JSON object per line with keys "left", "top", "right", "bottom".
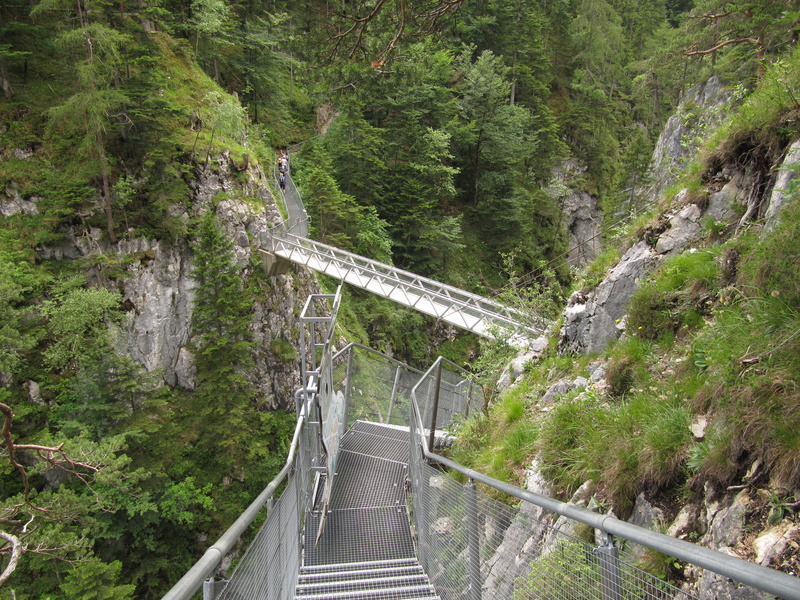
{"left": 408, "top": 362, "right": 800, "bottom": 600}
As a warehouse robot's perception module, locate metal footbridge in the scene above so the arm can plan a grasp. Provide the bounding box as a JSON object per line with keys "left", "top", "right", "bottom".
{"left": 262, "top": 170, "right": 541, "bottom": 341}
{"left": 163, "top": 285, "right": 800, "bottom": 600}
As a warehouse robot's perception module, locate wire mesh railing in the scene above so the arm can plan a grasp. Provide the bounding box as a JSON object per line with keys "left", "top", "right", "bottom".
{"left": 408, "top": 373, "right": 800, "bottom": 600}
{"left": 331, "top": 343, "right": 424, "bottom": 428}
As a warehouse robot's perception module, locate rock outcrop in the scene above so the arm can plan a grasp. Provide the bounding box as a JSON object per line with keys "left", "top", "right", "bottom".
{"left": 21, "top": 152, "right": 316, "bottom": 411}
{"left": 641, "top": 76, "right": 735, "bottom": 205}
{"left": 559, "top": 240, "right": 660, "bottom": 354}
{"left": 549, "top": 159, "right": 603, "bottom": 268}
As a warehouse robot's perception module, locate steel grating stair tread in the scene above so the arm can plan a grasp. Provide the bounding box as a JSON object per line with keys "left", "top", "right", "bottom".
{"left": 295, "top": 558, "right": 439, "bottom": 600}
{"left": 296, "top": 424, "right": 440, "bottom": 600}
{"left": 304, "top": 423, "right": 415, "bottom": 566}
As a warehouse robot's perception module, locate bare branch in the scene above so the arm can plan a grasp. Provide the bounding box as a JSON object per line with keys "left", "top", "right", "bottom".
{"left": 684, "top": 37, "right": 760, "bottom": 56}
{"left": 1, "top": 404, "right": 33, "bottom": 509}
{"left": 0, "top": 531, "right": 22, "bottom": 587}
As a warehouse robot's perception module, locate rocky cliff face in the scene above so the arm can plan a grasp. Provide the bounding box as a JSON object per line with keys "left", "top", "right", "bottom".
{"left": 549, "top": 159, "right": 603, "bottom": 269}
{"left": 559, "top": 77, "right": 744, "bottom": 356}
{"left": 20, "top": 152, "right": 317, "bottom": 411}
{"left": 640, "top": 76, "right": 735, "bottom": 205}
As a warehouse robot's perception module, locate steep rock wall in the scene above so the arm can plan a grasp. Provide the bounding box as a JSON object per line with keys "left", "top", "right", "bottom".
{"left": 20, "top": 152, "right": 316, "bottom": 411}
{"left": 640, "top": 76, "right": 735, "bottom": 205}
{"left": 559, "top": 78, "right": 741, "bottom": 355}
{"left": 549, "top": 159, "right": 603, "bottom": 268}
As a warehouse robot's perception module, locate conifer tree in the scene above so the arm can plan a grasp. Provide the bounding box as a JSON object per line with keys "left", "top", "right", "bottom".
{"left": 190, "top": 211, "right": 255, "bottom": 403}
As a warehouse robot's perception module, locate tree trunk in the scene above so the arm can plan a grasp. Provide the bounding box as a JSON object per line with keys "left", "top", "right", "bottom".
{"left": 97, "top": 133, "right": 117, "bottom": 243}
{"left": 0, "top": 59, "right": 12, "bottom": 98}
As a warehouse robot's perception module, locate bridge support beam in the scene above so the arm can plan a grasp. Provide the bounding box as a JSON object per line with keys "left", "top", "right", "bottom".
{"left": 258, "top": 249, "right": 291, "bottom": 277}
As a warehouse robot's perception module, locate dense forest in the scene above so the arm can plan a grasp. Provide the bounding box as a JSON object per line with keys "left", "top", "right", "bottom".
{"left": 2, "top": 0, "right": 800, "bottom": 597}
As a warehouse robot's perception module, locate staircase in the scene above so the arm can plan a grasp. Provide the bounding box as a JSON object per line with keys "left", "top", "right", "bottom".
{"left": 295, "top": 558, "right": 440, "bottom": 600}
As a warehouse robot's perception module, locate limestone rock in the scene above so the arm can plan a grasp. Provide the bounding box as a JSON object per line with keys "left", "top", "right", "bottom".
{"left": 707, "top": 169, "right": 753, "bottom": 226}
{"left": 540, "top": 380, "right": 574, "bottom": 405}
{"left": 548, "top": 159, "right": 602, "bottom": 268}
{"left": 627, "top": 493, "right": 665, "bottom": 563}
{"left": 655, "top": 204, "right": 703, "bottom": 255}
{"left": 2, "top": 184, "right": 39, "bottom": 216}
{"left": 27, "top": 154, "right": 316, "bottom": 411}
{"left": 690, "top": 415, "right": 708, "bottom": 439}
{"left": 691, "top": 555, "right": 766, "bottom": 600}
{"left": 705, "top": 490, "right": 750, "bottom": 549}
{"left": 764, "top": 139, "right": 800, "bottom": 231}
{"left": 496, "top": 336, "right": 548, "bottom": 392}
{"left": 629, "top": 493, "right": 665, "bottom": 531}
{"left": 667, "top": 504, "right": 700, "bottom": 540}
{"left": 482, "top": 461, "right": 555, "bottom": 598}
{"left": 753, "top": 522, "right": 800, "bottom": 568}
{"left": 643, "top": 76, "right": 734, "bottom": 205}
{"left": 559, "top": 241, "right": 661, "bottom": 355}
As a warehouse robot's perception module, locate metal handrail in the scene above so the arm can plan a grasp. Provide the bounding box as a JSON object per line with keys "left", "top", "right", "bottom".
{"left": 161, "top": 403, "right": 307, "bottom": 600}
{"left": 408, "top": 379, "right": 800, "bottom": 600}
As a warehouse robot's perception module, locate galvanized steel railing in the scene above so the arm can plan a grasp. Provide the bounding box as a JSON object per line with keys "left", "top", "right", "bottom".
{"left": 408, "top": 363, "right": 800, "bottom": 600}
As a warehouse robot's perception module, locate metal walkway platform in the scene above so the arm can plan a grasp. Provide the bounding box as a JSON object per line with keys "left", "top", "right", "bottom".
{"left": 305, "top": 421, "right": 415, "bottom": 567}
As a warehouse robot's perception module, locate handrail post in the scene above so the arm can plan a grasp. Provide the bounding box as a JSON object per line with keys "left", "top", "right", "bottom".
{"left": 387, "top": 365, "right": 401, "bottom": 424}
{"left": 428, "top": 359, "right": 443, "bottom": 451}
{"left": 595, "top": 534, "right": 622, "bottom": 600}
{"left": 202, "top": 578, "right": 227, "bottom": 600}
{"left": 343, "top": 345, "right": 355, "bottom": 427}
{"left": 466, "top": 479, "right": 482, "bottom": 600}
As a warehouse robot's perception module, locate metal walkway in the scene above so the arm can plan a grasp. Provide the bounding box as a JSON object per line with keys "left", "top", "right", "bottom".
{"left": 304, "top": 421, "right": 414, "bottom": 567}
{"left": 164, "top": 336, "right": 800, "bottom": 600}
{"left": 295, "top": 421, "right": 440, "bottom": 600}
{"left": 265, "top": 168, "right": 539, "bottom": 341}
{"left": 268, "top": 233, "right": 540, "bottom": 340}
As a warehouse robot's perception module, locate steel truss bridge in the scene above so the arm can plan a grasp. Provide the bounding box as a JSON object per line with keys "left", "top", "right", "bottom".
{"left": 161, "top": 173, "right": 800, "bottom": 600}
{"left": 261, "top": 170, "right": 540, "bottom": 342}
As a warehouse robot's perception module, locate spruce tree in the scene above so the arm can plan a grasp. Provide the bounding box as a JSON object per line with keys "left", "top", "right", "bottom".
{"left": 190, "top": 211, "right": 256, "bottom": 457}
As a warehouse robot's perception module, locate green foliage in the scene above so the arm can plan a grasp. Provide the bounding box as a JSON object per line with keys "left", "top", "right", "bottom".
{"left": 59, "top": 560, "right": 135, "bottom": 600}
{"left": 628, "top": 249, "right": 719, "bottom": 341}
{"left": 190, "top": 210, "right": 255, "bottom": 397}
{"left": 42, "top": 285, "right": 123, "bottom": 373}
{"left": 269, "top": 338, "right": 297, "bottom": 362}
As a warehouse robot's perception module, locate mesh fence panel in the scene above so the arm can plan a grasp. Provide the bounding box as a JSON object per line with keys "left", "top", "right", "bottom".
{"left": 408, "top": 458, "right": 709, "bottom": 600}
{"left": 412, "top": 358, "right": 484, "bottom": 444}
{"left": 332, "top": 344, "right": 423, "bottom": 428}
{"left": 218, "top": 475, "right": 301, "bottom": 600}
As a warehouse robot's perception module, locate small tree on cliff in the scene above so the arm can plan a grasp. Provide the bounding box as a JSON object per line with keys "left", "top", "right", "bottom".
{"left": 189, "top": 211, "right": 256, "bottom": 461}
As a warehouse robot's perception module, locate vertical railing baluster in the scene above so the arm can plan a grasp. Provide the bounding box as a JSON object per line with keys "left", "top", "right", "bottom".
{"left": 428, "top": 359, "right": 443, "bottom": 452}
{"left": 466, "top": 479, "right": 482, "bottom": 600}
{"left": 387, "top": 364, "right": 401, "bottom": 424}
